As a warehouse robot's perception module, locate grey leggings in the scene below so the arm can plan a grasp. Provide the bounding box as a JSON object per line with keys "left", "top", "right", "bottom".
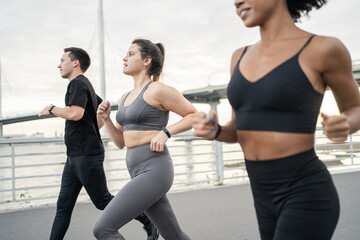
{"left": 93, "top": 143, "right": 191, "bottom": 240}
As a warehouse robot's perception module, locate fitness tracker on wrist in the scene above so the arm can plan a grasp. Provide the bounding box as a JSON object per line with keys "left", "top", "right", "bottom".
{"left": 162, "top": 127, "right": 171, "bottom": 138}
{"left": 48, "top": 105, "right": 56, "bottom": 115}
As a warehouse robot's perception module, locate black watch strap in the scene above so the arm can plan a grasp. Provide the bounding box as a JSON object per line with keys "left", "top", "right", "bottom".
{"left": 48, "top": 105, "right": 56, "bottom": 115}
{"left": 162, "top": 127, "right": 171, "bottom": 138}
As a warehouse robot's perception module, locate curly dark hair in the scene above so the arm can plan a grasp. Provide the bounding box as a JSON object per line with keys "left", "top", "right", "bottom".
{"left": 287, "top": 0, "right": 328, "bottom": 22}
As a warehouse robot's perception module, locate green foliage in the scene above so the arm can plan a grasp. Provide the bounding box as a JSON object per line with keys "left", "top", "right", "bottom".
{"left": 19, "top": 191, "right": 31, "bottom": 204}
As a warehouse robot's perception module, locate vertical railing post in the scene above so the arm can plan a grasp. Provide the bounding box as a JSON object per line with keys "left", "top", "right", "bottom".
{"left": 11, "top": 143, "right": 16, "bottom": 201}
{"left": 184, "top": 139, "right": 194, "bottom": 182}
{"left": 350, "top": 134, "right": 354, "bottom": 165}
{"left": 208, "top": 100, "right": 223, "bottom": 184}
{"left": 214, "top": 140, "right": 224, "bottom": 185}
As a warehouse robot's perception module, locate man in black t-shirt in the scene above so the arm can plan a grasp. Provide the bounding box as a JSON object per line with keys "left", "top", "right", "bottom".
{"left": 39, "top": 47, "right": 158, "bottom": 240}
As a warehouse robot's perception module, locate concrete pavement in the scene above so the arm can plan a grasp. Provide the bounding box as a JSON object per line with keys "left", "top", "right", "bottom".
{"left": 0, "top": 171, "right": 359, "bottom": 240}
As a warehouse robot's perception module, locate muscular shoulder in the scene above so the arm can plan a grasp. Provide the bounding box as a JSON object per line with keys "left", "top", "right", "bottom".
{"left": 311, "top": 35, "right": 345, "bottom": 53}
{"left": 148, "top": 81, "right": 177, "bottom": 96}
{"left": 309, "top": 35, "right": 351, "bottom": 72}
{"left": 145, "top": 81, "right": 182, "bottom": 108}
{"left": 145, "top": 82, "right": 182, "bottom": 103}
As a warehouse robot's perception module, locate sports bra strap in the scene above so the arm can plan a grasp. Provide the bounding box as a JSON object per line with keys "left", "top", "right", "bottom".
{"left": 233, "top": 46, "right": 248, "bottom": 73}
{"left": 238, "top": 35, "right": 315, "bottom": 64}
{"left": 120, "top": 91, "right": 131, "bottom": 105}
{"left": 121, "top": 81, "right": 153, "bottom": 106}
{"left": 141, "top": 81, "right": 153, "bottom": 94}
{"left": 296, "top": 35, "right": 316, "bottom": 55}
{"left": 238, "top": 46, "right": 248, "bottom": 63}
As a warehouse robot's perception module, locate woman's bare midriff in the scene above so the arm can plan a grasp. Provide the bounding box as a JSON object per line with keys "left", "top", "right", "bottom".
{"left": 237, "top": 130, "right": 315, "bottom": 161}
{"left": 124, "top": 131, "right": 161, "bottom": 148}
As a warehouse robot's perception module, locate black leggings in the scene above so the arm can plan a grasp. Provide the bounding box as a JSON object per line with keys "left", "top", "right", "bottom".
{"left": 245, "top": 149, "right": 339, "bottom": 240}
{"left": 50, "top": 153, "right": 113, "bottom": 240}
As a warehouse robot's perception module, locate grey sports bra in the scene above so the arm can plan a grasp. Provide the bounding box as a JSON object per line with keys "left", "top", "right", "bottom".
{"left": 116, "top": 81, "right": 169, "bottom": 131}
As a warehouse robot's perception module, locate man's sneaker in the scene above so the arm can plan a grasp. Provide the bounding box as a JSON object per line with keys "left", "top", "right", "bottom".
{"left": 143, "top": 222, "right": 159, "bottom": 240}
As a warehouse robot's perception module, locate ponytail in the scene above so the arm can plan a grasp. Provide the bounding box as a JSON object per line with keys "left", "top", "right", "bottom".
{"left": 132, "top": 39, "right": 165, "bottom": 81}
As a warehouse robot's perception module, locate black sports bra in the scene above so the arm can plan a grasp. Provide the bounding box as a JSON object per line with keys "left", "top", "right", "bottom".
{"left": 227, "top": 35, "right": 324, "bottom": 133}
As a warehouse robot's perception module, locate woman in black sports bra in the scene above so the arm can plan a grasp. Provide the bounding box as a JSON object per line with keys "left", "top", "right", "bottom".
{"left": 193, "top": 0, "right": 360, "bottom": 239}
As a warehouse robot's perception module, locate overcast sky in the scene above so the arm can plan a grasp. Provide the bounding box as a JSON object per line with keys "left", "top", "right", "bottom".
{"left": 0, "top": 0, "right": 360, "bottom": 136}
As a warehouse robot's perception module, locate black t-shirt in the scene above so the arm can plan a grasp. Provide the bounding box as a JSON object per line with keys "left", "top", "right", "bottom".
{"left": 64, "top": 75, "right": 104, "bottom": 156}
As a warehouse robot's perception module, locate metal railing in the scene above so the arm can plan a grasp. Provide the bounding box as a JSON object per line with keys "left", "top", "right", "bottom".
{"left": 0, "top": 128, "right": 360, "bottom": 205}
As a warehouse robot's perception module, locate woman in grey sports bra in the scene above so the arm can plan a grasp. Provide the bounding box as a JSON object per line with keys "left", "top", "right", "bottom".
{"left": 93, "top": 38, "right": 197, "bottom": 240}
